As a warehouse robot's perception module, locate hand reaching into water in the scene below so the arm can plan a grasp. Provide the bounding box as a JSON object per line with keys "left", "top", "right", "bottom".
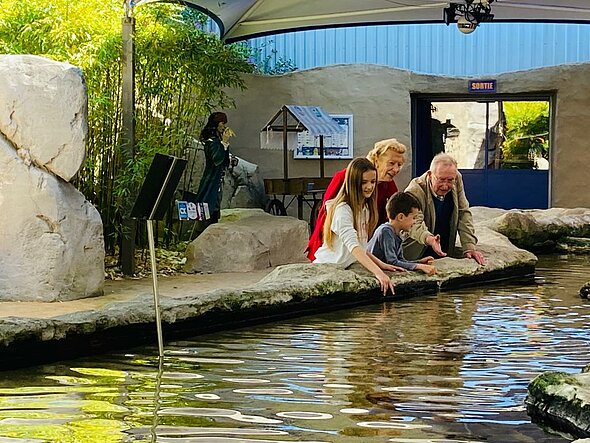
{"left": 375, "top": 270, "right": 395, "bottom": 296}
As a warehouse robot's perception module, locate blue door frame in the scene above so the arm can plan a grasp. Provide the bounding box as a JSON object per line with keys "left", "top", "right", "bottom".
{"left": 411, "top": 95, "right": 551, "bottom": 210}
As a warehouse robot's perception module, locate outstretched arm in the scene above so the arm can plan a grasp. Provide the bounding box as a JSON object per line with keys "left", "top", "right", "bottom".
{"left": 351, "top": 247, "right": 395, "bottom": 295}
{"left": 366, "top": 250, "right": 406, "bottom": 272}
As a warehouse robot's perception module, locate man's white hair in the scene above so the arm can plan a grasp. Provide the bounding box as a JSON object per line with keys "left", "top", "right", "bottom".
{"left": 430, "top": 153, "right": 458, "bottom": 172}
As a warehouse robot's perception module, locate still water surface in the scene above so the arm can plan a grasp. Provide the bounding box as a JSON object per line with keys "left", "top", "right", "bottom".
{"left": 1, "top": 255, "right": 589, "bottom": 443}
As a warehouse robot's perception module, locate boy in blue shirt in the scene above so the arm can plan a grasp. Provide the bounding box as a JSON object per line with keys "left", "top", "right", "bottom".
{"left": 367, "top": 192, "right": 437, "bottom": 275}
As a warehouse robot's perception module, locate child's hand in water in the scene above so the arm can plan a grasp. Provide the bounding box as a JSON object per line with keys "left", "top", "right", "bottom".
{"left": 375, "top": 270, "right": 395, "bottom": 296}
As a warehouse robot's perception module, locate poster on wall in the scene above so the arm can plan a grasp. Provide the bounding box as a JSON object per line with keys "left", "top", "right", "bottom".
{"left": 294, "top": 114, "right": 353, "bottom": 159}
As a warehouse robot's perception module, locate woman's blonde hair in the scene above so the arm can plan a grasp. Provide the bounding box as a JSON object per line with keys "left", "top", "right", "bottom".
{"left": 366, "top": 138, "right": 407, "bottom": 165}
{"left": 323, "top": 158, "right": 378, "bottom": 249}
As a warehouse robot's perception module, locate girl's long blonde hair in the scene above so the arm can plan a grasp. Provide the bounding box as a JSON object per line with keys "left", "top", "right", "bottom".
{"left": 323, "top": 158, "right": 379, "bottom": 249}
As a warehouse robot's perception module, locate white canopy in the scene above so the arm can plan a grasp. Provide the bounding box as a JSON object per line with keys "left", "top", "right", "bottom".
{"left": 182, "top": 0, "right": 590, "bottom": 42}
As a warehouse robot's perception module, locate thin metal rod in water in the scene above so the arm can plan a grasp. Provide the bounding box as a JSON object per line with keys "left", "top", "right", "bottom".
{"left": 150, "top": 355, "right": 164, "bottom": 442}
{"left": 147, "top": 219, "right": 164, "bottom": 357}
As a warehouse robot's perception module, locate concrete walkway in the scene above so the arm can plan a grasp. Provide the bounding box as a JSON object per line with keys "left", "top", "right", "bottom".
{"left": 0, "top": 270, "right": 272, "bottom": 320}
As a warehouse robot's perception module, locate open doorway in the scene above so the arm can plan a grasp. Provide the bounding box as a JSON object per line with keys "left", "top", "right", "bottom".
{"left": 412, "top": 94, "right": 552, "bottom": 209}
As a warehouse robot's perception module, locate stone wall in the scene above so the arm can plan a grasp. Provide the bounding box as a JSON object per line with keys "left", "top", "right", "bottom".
{"left": 224, "top": 63, "right": 590, "bottom": 209}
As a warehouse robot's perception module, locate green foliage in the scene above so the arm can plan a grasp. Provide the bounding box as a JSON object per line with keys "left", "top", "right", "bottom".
{"left": 0, "top": 0, "right": 254, "bottom": 251}
{"left": 503, "top": 101, "right": 550, "bottom": 160}
{"left": 244, "top": 40, "right": 298, "bottom": 75}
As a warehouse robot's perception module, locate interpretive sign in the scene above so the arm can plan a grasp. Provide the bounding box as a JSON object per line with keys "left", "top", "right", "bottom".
{"left": 294, "top": 114, "right": 353, "bottom": 160}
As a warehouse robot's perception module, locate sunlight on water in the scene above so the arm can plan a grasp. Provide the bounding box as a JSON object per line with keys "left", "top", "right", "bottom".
{"left": 0, "top": 255, "right": 589, "bottom": 442}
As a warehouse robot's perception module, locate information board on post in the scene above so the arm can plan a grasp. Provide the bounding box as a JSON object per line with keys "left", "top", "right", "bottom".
{"left": 294, "top": 114, "right": 353, "bottom": 160}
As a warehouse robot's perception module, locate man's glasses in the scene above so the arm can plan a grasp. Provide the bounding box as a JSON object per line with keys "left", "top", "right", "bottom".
{"left": 431, "top": 174, "right": 456, "bottom": 185}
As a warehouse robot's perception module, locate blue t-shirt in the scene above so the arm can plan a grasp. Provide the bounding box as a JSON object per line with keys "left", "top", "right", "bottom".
{"left": 367, "top": 223, "right": 417, "bottom": 270}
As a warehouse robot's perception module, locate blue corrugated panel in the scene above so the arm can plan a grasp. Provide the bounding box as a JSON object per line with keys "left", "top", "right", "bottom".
{"left": 246, "top": 23, "right": 590, "bottom": 76}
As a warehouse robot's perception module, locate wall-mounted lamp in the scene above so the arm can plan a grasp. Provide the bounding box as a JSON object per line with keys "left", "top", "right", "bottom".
{"left": 444, "top": 0, "right": 495, "bottom": 34}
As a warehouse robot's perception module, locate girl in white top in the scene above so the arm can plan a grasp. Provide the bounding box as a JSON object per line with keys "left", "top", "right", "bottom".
{"left": 314, "top": 158, "right": 399, "bottom": 295}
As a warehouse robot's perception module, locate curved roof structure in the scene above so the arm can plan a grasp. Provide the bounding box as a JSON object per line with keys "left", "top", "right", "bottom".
{"left": 180, "top": 0, "right": 590, "bottom": 42}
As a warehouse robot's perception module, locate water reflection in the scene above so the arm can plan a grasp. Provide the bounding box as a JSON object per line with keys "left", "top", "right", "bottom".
{"left": 0, "top": 255, "right": 589, "bottom": 442}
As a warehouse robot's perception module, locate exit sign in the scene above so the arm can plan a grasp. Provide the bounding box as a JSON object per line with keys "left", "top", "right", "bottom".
{"left": 468, "top": 79, "right": 497, "bottom": 93}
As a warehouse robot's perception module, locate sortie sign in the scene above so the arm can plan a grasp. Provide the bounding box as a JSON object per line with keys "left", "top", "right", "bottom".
{"left": 468, "top": 79, "right": 497, "bottom": 93}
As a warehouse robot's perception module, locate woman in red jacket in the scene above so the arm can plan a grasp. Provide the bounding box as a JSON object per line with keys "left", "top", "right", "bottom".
{"left": 306, "top": 138, "right": 406, "bottom": 261}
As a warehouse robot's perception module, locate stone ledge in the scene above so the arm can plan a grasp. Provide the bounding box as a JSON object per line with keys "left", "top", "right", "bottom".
{"left": 2, "top": 205, "right": 589, "bottom": 369}
{"left": 0, "top": 251, "right": 533, "bottom": 369}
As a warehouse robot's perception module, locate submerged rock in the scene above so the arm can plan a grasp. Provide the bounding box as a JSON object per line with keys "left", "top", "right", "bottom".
{"left": 526, "top": 368, "right": 590, "bottom": 438}
{"left": 580, "top": 282, "right": 590, "bottom": 300}
{"left": 557, "top": 237, "right": 590, "bottom": 254}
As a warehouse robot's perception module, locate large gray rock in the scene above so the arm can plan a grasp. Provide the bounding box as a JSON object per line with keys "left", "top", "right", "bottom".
{"left": 526, "top": 368, "right": 590, "bottom": 438}
{"left": 0, "top": 55, "right": 86, "bottom": 181}
{"left": 0, "top": 55, "right": 104, "bottom": 302}
{"left": 475, "top": 207, "right": 590, "bottom": 250}
{"left": 184, "top": 210, "right": 308, "bottom": 273}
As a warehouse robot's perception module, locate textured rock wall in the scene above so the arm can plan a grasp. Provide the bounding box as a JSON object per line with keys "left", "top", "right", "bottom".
{"left": 226, "top": 62, "right": 590, "bottom": 208}
{"left": 0, "top": 55, "right": 104, "bottom": 301}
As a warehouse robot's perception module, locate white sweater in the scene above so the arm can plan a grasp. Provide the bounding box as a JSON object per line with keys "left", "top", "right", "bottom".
{"left": 313, "top": 201, "right": 369, "bottom": 268}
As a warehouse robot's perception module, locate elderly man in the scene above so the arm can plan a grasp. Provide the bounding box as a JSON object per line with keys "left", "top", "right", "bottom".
{"left": 402, "top": 153, "right": 485, "bottom": 265}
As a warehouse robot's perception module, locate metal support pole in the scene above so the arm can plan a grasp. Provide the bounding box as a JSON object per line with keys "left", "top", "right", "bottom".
{"left": 147, "top": 219, "right": 164, "bottom": 358}
{"left": 145, "top": 156, "right": 179, "bottom": 358}
{"left": 282, "top": 107, "right": 288, "bottom": 181}
{"left": 319, "top": 135, "right": 325, "bottom": 178}
{"left": 121, "top": 9, "right": 136, "bottom": 275}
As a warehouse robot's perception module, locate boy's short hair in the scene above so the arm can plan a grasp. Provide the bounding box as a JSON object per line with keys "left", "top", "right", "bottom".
{"left": 386, "top": 192, "right": 420, "bottom": 219}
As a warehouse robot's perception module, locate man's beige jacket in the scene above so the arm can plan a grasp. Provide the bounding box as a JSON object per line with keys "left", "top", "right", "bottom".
{"left": 402, "top": 171, "right": 478, "bottom": 260}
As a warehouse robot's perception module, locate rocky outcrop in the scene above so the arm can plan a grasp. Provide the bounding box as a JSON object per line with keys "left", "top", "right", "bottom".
{"left": 475, "top": 207, "right": 590, "bottom": 251}
{"left": 184, "top": 209, "right": 308, "bottom": 273}
{"left": 0, "top": 55, "right": 104, "bottom": 302}
{"left": 526, "top": 366, "right": 590, "bottom": 438}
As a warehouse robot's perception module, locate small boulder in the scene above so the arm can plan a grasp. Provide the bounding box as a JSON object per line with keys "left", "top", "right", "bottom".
{"left": 185, "top": 212, "right": 308, "bottom": 273}
{"left": 580, "top": 282, "right": 590, "bottom": 300}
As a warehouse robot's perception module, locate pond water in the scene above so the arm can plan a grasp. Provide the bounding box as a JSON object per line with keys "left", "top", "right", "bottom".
{"left": 1, "top": 255, "right": 589, "bottom": 443}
